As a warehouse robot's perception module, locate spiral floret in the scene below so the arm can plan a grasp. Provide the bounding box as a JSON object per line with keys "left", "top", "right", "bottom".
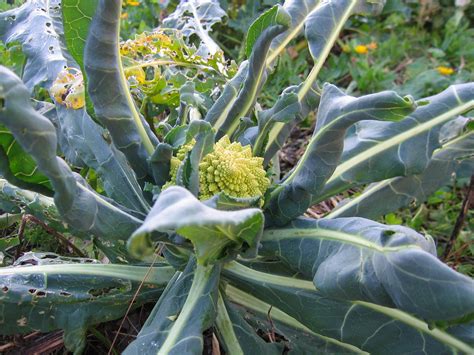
{"left": 162, "top": 140, "right": 195, "bottom": 190}
{"left": 199, "top": 136, "right": 269, "bottom": 200}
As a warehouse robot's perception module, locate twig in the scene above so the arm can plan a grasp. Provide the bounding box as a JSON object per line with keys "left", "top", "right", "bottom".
{"left": 126, "top": 316, "right": 140, "bottom": 335}
{"left": 14, "top": 214, "right": 28, "bottom": 260}
{"left": 0, "top": 341, "right": 15, "bottom": 352}
{"left": 108, "top": 244, "right": 164, "bottom": 354}
{"left": 211, "top": 332, "right": 221, "bottom": 355}
{"left": 393, "top": 58, "right": 413, "bottom": 73}
{"left": 25, "top": 215, "right": 86, "bottom": 257}
{"left": 443, "top": 175, "right": 474, "bottom": 260}
{"left": 266, "top": 306, "right": 276, "bottom": 343}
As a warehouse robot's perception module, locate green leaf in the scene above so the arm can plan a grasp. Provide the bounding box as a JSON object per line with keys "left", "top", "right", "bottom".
{"left": 53, "top": 106, "right": 150, "bottom": 214}
{"left": 176, "top": 120, "right": 215, "bottom": 196}
{"left": 215, "top": 16, "right": 290, "bottom": 139}
{"left": 84, "top": 0, "right": 158, "bottom": 180}
{"left": 0, "top": 212, "right": 21, "bottom": 229}
{"left": 0, "top": 1, "right": 147, "bottom": 211}
{"left": 259, "top": 217, "right": 474, "bottom": 322}
{"left": 250, "top": 90, "right": 300, "bottom": 158}
{"left": 204, "top": 61, "right": 249, "bottom": 131}
{"left": 267, "top": 0, "right": 321, "bottom": 65}
{"left": 262, "top": 0, "right": 382, "bottom": 162}
{"left": 223, "top": 262, "right": 474, "bottom": 354}
{"left": 215, "top": 292, "right": 283, "bottom": 355}
{"left": 0, "top": 124, "right": 52, "bottom": 195}
{"left": 266, "top": 84, "right": 416, "bottom": 225}
{"left": 262, "top": 81, "right": 320, "bottom": 166}
{"left": 62, "top": 0, "right": 98, "bottom": 71}
{"left": 150, "top": 143, "right": 174, "bottom": 187}
{"left": 61, "top": 0, "right": 98, "bottom": 115}
{"left": 0, "top": 178, "right": 72, "bottom": 233}
{"left": 245, "top": 5, "right": 291, "bottom": 58}
{"left": 0, "top": 0, "right": 65, "bottom": 90}
{"left": 163, "top": 0, "right": 226, "bottom": 57}
{"left": 128, "top": 186, "right": 264, "bottom": 265}
{"left": 319, "top": 83, "right": 474, "bottom": 202}
{"left": 207, "top": 193, "right": 262, "bottom": 211}
{"left": 124, "top": 259, "right": 220, "bottom": 355}
{"left": 224, "top": 287, "right": 366, "bottom": 354}
{"left": 0, "top": 66, "right": 142, "bottom": 261}
{"left": 328, "top": 129, "right": 474, "bottom": 219}
{"left": 0, "top": 253, "right": 174, "bottom": 353}
{"left": 297, "top": 0, "right": 384, "bottom": 100}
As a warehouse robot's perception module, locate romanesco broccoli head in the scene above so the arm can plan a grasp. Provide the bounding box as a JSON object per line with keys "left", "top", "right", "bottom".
{"left": 199, "top": 136, "right": 270, "bottom": 200}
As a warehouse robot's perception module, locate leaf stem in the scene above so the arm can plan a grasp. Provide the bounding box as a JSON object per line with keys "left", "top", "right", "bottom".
{"left": 215, "top": 292, "right": 244, "bottom": 355}
{"left": 297, "top": 0, "right": 358, "bottom": 101}
{"left": 158, "top": 263, "right": 217, "bottom": 354}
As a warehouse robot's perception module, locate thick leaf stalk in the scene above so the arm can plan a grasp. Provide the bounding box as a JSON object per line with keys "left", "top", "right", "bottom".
{"left": 318, "top": 83, "right": 474, "bottom": 202}
{"left": 266, "top": 84, "right": 416, "bottom": 225}
{"left": 84, "top": 0, "right": 158, "bottom": 181}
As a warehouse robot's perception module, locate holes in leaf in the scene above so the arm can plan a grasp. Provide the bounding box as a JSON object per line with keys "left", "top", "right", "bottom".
{"left": 28, "top": 289, "right": 46, "bottom": 297}
{"left": 88, "top": 287, "right": 115, "bottom": 297}
{"left": 60, "top": 291, "right": 71, "bottom": 297}
{"left": 1, "top": 286, "right": 8, "bottom": 293}
{"left": 255, "top": 323, "right": 289, "bottom": 345}
{"left": 17, "top": 317, "right": 28, "bottom": 327}
{"left": 45, "top": 22, "right": 51, "bottom": 27}
{"left": 41, "top": 254, "right": 58, "bottom": 259}
{"left": 0, "top": 97, "right": 4, "bottom": 111}
{"left": 19, "top": 258, "right": 38, "bottom": 266}
{"left": 381, "top": 230, "right": 397, "bottom": 245}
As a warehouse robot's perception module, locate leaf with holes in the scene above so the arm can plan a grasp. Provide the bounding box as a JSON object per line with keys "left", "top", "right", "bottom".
{"left": 0, "top": 253, "right": 174, "bottom": 353}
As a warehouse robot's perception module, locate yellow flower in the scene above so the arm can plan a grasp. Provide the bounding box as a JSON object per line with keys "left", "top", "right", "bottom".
{"left": 367, "top": 41, "right": 378, "bottom": 50}
{"left": 354, "top": 45, "right": 369, "bottom": 55}
{"left": 126, "top": 0, "right": 140, "bottom": 6}
{"left": 120, "top": 12, "right": 129, "bottom": 19}
{"left": 437, "top": 66, "right": 455, "bottom": 76}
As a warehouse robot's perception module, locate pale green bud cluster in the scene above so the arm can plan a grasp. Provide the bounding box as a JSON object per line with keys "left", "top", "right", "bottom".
{"left": 162, "top": 140, "right": 195, "bottom": 191}
{"left": 163, "top": 136, "right": 270, "bottom": 201}
{"left": 198, "top": 136, "right": 270, "bottom": 200}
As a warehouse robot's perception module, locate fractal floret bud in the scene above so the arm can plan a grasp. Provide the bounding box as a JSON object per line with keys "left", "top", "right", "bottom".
{"left": 199, "top": 136, "right": 270, "bottom": 200}
{"left": 162, "top": 140, "right": 195, "bottom": 190}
